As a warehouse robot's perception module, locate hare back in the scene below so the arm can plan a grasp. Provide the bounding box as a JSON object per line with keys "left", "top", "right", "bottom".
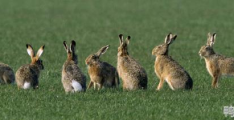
{"left": 101, "top": 62, "right": 118, "bottom": 79}
{"left": 0, "top": 64, "right": 15, "bottom": 84}
{"left": 118, "top": 56, "right": 147, "bottom": 77}
{"left": 62, "top": 63, "right": 86, "bottom": 88}
{"left": 102, "top": 64, "right": 119, "bottom": 87}
{"left": 118, "top": 56, "right": 147, "bottom": 89}
{"left": 16, "top": 64, "right": 40, "bottom": 83}
{"left": 218, "top": 57, "right": 234, "bottom": 75}
{"left": 205, "top": 54, "right": 234, "bottom": 76}
{"left": 0, "top": 63, "right": 14, "bottom": 76}
{"left": 88, "top": 62, "right": 118, "bottom": 87}
{"left": 155, "top": 56, "right": 192, "bottom": 87}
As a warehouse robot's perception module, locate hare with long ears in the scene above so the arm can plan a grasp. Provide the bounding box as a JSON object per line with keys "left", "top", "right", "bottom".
{"left": 85, "top": 45, "right": 119, "bottom": 90}
{"left": 117, "top": 34, "right": 148, "bottom": 90}
{"left": 199, "top": 33, "right": 234, "bottom": 88}
{"left": 62, "top": 40, "right": 86, "bottom": 93}
{"left": 0, "top": 63, "right": 15, "bottom": 84}
{"left": 15, "top": 44, "right": 45, "bottom": 89}
{"left": 152, "top": 33, "right": 193, "bottom": 90}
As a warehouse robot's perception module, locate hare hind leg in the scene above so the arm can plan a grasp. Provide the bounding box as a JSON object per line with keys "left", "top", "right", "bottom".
{"left": 165, "top": 78, "right": 175, "bottom": 90}
{"left": 88, "top": 81, "right": 94, "bottom": 89}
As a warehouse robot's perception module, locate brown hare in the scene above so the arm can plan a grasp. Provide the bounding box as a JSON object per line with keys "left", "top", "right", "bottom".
{"left": 85, "top": 45, "right": 119, "bottom": 90}
{"left": 62, "top": 40, "right": 86, "bottom": 93}
{"left": 199, "top": 33, "right": 234, "bottom": 88}
{"left": 117, "top": 34, "right": 148, "bottom": 90}
{"left": 0, "top": 62, "right": 15, "bottom": 84}
{"left": 16, "top": 44, "right": 45, "bottom": 89}
{"left": 152, "top": 33, "right": 193, "bottom": 90}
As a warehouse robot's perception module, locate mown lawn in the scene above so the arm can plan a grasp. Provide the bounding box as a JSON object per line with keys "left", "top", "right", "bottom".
{"left": 0, "top": 0, "right": 234, "bottom": 119}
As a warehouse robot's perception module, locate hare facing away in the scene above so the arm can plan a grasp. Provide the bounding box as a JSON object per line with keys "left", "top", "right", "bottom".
{"left": 199, "top": 33, "right": 234, "bottom": 88}
{"left": 62, "top": 40, "right": 86, "bottom": 93}
{"left": 117, "top": 34, "right": 148, "bottom": 90}
{"left": 16, "top": 44, "right": 45, "bottom": 89}
{"left": 0, "top": 62, "right": 15, "bottom": 84}
{"left": 152, "top": 33, "right": 193, "bottom": 90}
{"left": 85, "top": 45, "right": 119, "bottom": 90}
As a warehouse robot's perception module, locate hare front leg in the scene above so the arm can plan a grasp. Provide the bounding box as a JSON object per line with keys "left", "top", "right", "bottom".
{"left": 212, "top": 75, "right": 219, "bottom": 88}
{"left": 156, "top": 77, "right": 164, "bottom": 91}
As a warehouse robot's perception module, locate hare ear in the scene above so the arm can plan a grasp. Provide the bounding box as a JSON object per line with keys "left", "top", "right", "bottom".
{"left": 26, "top": 44, "right": 34, "bottom": 58}
{"left": 70, "top": 40, "right": 76, "bottom": 53}
{"left": 119, "top": 34, "right": 124, "bottom": 45}
{"left": 126, "top": 36, "right": 130, "bottom": 45}
{"left": 209, "top": 33, "right": 216, "bottom": 47}
{"left": 165, "top": 33, "right": 172, "bottom": 45}
{"left": 96, "top": 45, "right": 109, "bottom": 57}
{"left": 36, "top": 45, "right": 45, "bottom": 59}
{"left": 171, "top": 34, "right": 177, "bottom": 40}
{"left": 207, "top": 32, "right": 211, "bottom": 46}
{"left": 63, "top": 41, "right": 69, "bottom": 52}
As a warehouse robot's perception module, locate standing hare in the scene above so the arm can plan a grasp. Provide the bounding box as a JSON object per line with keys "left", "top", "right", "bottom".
{"left": 62, "top": 40, "right": 86, "bottom": 93}
{"left": 85, "top": 45, "right": 119, "bottom": 90}
{"left": 199, "top": 33, "right": 234, "bottom": 88}
{"left": 16, "top": 44, "right": 45, "bottom": 89}
{"left": 0, "top": 62, "right": 15, "bottom": 84}
{"left": 152, "top": 33, "right": 193, "bottom": 90}
{"left": 117, "top": 34, "right": 148, "bottom": 90}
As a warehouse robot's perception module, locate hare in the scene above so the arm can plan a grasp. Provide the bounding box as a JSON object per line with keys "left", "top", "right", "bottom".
{"left": 117, "top": 34, "right": 148, "bottom": 90}
{"left": 199, "top": 33, "right": 234, "bottom": 88}
{"left": 85, "top": 45, "right": 119, "bottom": 90}
{"left": 0, "top": 62, "right": 15, "bottom": 84}
{"left": 62, "top": 40, "right": 86, "bottom": 93}
{"left": 152, "top": 33, "right": 193, "bottom": 90}
{"left": 15, "top": 44, "right": 45, "bottom": 89}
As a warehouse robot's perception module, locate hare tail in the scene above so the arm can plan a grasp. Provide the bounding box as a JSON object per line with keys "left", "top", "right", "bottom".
{"left": 71, "top": 80, "right": 83, "bottom": 92}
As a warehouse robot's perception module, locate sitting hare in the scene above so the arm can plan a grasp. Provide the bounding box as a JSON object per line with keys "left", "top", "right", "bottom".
{"left": 152, "top": 33, "right": 193, "bottom": 90}
{"left": 199, "top": 33, "right": 234, "bottom": 88}
{"left": 117, "top": 34, "right": 148, "bottom": 90}
{"left": 16, "top": 44, "right": 45, "bottom": 89}
{"left": 85, "top": 45, "right": 119, "bottom": 90}
{"left": 0, "top": 62, "right": 15, "bottom": 84}
{"left": 62, "top": 40, "right": 86, "bottom": 93}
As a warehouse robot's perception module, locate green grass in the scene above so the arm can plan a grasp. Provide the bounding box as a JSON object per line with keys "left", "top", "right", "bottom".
{"left": 0, "top": 0, "right": 234, "bottom": 119}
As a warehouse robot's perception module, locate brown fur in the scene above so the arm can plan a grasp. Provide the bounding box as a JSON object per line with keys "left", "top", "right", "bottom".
{"left": 152, "top": 33, "right": 193, "bottom": 90}
{"left": 85, "top": 45, "right": 119, "bottom": 90}
{"left": 15, "top": 44, "right": 45, "bottom": 89}
{"left": 62, "top": 40, "right": 86, "bottom": 93}
{"left": 199, "top": 33, "right": 234, "bottom": 88}
{"left": 117, "top": 34, "right": 147, "bottom": 90}
{"left": 0, "top": 62, "right": 15, "bottom": 84}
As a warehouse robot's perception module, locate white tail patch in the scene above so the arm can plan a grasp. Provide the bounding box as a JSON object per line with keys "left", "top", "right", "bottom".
{"left": 23, "top": 82, "right": 31, "bottom": 89}
{"left": 71, "top": 80, "right": 82, "bottom": 92}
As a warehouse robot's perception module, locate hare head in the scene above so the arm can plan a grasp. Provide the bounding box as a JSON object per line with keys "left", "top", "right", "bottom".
{"left": 152, "top": 33, "right": 177, "bottom": 56}
{"left": 63, "top": 40, "right": 77, "bottom": 63}
{"left": 118, "top": 34, "right": 130, "bottom": 56}
{"left": 26, "top": 44, "right": 45, "bottom": 70}
{"left": 85, "top": 45, "right": 109, "bottom": 65}
{"left": 199, "top": 33, "right": 216, "bottom": 58}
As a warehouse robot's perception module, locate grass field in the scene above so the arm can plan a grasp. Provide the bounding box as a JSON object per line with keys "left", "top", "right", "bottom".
{"left": 0, "top": 0, "right": 234, "bottom": 119}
